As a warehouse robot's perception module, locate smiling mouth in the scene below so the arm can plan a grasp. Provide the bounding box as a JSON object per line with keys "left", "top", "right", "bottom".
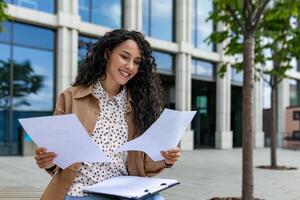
{"left": 119, "top": 70, "right": 130, "bottom": 77}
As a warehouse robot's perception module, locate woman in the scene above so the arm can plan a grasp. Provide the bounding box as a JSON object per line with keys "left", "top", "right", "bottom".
{"left": 34, "top": 29, "right": 181, "bottom": 200}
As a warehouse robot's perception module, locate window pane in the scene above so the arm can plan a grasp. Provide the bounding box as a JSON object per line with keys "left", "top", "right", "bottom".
{"left": 153, "top": 51, "right": 173, "bottom": 71}
{"left": 78, "top": 36, "right": 97, "bottom": 65}
{"left": 0, "top": 21, "right": 11, "bottom": 43}
{"left": 142, "top": 0, "right": 150, "bottom": 36}
{"left": 79, "top": 0, "right": 90, "bottom": 22}
{"left": 290, "top": 79, "right": 300, "bottom": 106}
{"left": 192, "top": 59, "right": 214, "bottom": 77}
{"left": 192, "top": 0, "right": 213, "bottom": 51}
{"left": 143, "top": 0, "right": 174, "bottom": 42}
{"left": 91, "top": 0, "right": 122, "bottom": 28}
{"left": 13, "top": 23, "right": 54, "bottom": 50}
{"left": 263, "top": 75, "right": 271, "bottom": 109}
{"left": 12, "top": 46, "right": 54, "bottom": 111}
{"left": 231, "top": 67, "right": 243, "bottom": 82}
{"left": 0, "top": 44, "right": 11, "bottom": 110}
{"left": 11, "top": 0, "right": 55, "bottom": 13}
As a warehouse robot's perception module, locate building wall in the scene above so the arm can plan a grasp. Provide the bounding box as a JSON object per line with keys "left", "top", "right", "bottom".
{"left": 0, "top": 0, "right": 271, "bottom": 155}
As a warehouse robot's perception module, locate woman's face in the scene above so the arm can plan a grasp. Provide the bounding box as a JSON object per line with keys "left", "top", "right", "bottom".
{"left": 105, "top": 39, "right": 141, "bottom": 86}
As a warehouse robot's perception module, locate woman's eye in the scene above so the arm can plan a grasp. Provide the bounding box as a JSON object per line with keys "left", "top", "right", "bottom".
{"left": 134, "top": 61, "right": 140, "bottom": 65}
{"left": 121, "top": 55, "right": 128, "bottom": 59}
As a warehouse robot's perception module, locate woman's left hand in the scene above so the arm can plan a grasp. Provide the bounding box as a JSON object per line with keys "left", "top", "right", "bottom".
{"left": 161, "top": 147, "right": 181, "bottom": 165}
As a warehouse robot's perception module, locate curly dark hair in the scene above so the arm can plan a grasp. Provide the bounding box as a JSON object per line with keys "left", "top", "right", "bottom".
{"left": 73, "top": 29, "right": 164, "bottom": 133}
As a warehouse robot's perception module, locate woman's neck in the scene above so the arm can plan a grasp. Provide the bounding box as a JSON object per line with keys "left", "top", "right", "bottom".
{"left": 100, "top": 78, "right": 121, "bottom": 97}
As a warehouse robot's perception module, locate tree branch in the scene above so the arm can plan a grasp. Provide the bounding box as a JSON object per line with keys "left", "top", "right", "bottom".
{"left": 226, "top": 4, "right": 246, "bottom": 34}
{"left": 255, "top": 67, "right": 271, "bottom": 87}
{"left": 252, "top": 0, "right": 270, "bottom": 29}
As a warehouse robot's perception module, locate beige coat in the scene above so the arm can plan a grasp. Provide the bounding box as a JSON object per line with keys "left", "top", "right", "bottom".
{"left": 40, "top": 85, "right": 168, "bottom": 200}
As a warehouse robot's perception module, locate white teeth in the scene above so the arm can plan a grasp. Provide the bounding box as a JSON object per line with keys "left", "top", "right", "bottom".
{"left": 119, "top": 70, "right": 129, "bottom": 77}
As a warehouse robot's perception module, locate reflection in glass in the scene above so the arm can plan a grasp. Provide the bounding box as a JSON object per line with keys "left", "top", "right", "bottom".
{"left": 192, "top": 59, "right": 214, "bottom": 77}
{"left": 0, "top": 21, "right": 11, "bottom": 42}
{"left": 13, "top": 47, "right": 53, "bottom": 111}
{"left": 78, "top": 36, "right": 97, "bottom": 66}
{"left": 13, "top": 23, "right": 54, "bottom": 50}
{"left": 231, "top": 67, "right": 243, "bottom": 83}
{"left": 192, "top": 0, "right": 214, "bottom": 51}
{"left": 153, "top": 51, "right": 173, "bottom": 71}
{"left": 7, "top": 0, "right": 55, "bottom": 13}
{"left": 0, "top": 44, "right": 11, "bottom": 110}
{"left": 143, "top": 0, "right": 174, "bottom": 42}
{"left": 79, "top": 0, "right": 122, "bottom": 28}
{"left": 290, "top": 79, "right": 300, "bottom": 106}
{"left": 0, "top": 22, "right": 55, "bottom": 155}
{"left": 263, "top": 75, "right": 271, "bottom": 109}
{"left": 79, "top": 0, "right": 90, "bottom": 22}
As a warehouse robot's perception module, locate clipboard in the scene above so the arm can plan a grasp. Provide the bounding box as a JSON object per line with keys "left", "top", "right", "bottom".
{"left": 82, "top": 176, "right": 179, "bottom": 199}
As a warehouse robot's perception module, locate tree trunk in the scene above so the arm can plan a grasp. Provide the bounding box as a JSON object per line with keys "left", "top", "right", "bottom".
{"left": 242, "top": 33, "right": 254, "bottom": 200}
{"left": 270, "top": 86, "right": 277, "bottom": 168}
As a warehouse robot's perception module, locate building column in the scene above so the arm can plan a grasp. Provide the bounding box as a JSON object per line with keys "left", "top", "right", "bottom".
{"left": 253, "top": 78, "right": 265, "bottom": 148}
{"left": 176, "top": 54, "right": 193, "bottom": 150}
{"left": 56, "top": 0, "right": 79, "bottom": 93}
{"left": 215, "top": 64, "right": 233, "bottom": 149}
{"left": 175, "top": 0, "right": 193, "bottom": 150}
{"left": 124, "top": 0, "right": 141, "bottom": 30}
{"left": 277, "top": 79, "right": 289, "bottom": 147}
{"left": 214, "top": 21, "right": 232, "bottom": 149}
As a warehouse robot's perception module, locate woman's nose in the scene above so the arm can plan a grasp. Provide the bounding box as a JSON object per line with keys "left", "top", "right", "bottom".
{"left": 125, "top": 60, "right": 134, "bottom": 70}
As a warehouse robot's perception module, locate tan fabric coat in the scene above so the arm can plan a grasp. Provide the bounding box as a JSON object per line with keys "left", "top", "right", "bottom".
{"left": 40, "top": 85, "right": 167, "bottom": 200}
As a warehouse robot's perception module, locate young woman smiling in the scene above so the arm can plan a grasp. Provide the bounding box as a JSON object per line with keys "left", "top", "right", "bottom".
{"left": 34, "top": 29, "right": 181, "bottom": 200}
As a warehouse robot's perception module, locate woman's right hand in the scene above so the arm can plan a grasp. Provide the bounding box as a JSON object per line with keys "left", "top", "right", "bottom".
{"left": 34, "top": 147, "right": 57, "bottom": 169}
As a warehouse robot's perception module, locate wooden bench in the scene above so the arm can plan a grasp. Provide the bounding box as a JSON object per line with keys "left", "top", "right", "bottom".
{"left": 0, "top": 187, "right": 43, "bottom": 200}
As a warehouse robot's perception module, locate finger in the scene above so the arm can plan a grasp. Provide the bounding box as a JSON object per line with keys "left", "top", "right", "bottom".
{"left": 35, "top": 152, "right": 56, "bottom": 160}
{"left": 36, "top": 158, "right": 54, "bottom": 166}
{"left": 35, "top": 147, "right": 47, "bottom": 155}
{"left": 161, "top": 152, "right": 174, "bottom": 160}
{"left": 164, "top": 154, "right": 179, "bottom": 161}
{"left": 162, "top": 150, "right": 180, "bottom": 158}
{"left": 168, "top": 147, "right": 180, "bottom": 153}
{"left": 36, "top": 157, "right": 56, "bottom": 168}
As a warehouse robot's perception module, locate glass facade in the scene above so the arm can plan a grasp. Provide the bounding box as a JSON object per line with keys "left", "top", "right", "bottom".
{"left": 231, "top": 86, "right": 242, "bottom": 147}
{"left": 192, "top": 0, "right": 214, "bottom": 51}
{"left": 231, "top": 67, "right": 243, "bottom": 83}
{"left": 192, "top": 80, "right": 216, "bottom": 147}
{"left": 0, "top": 21, "right": 55, "bottom": 155}
{"left": 79, "top": 0, "right": 123, "bottom": 28}
{"left": 263, "top": 75, "right": 271, "bottom": 109}
{"left": 290, "top": 79, "right": 300, "bottom": 106}
{"left": 192, "top": 59, "right": 214, "bottom": 77}
{"left": 142, "top": 0, "right": 174, "bottom": 42}
{"left": 153, "top": 51, "right": 173, "bottom": 72}
{"left": 78, "top": 35, "right": 98, "bottom": 66}
{"left": 6, "top": 0, "right": 56, "bottom": 13}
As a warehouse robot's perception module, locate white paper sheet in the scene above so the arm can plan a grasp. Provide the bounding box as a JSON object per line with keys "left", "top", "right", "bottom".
{"left": 115, "top": 109, "right": 196, "bottom": 161}
{"left": 18, "top": 114, "right": 111, "bottom": 169}
{"left": 83, "top": 176, "right": 179, "bottom": 199}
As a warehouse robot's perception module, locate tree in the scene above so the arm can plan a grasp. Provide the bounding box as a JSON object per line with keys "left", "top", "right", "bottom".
{"left": 207, "top": 0, "right": 270, "bottom": 199}
{"left": 0, "top": 59, "right": 44, "bottom": 109}
{"left": 255, "top": 0, "right": 300, "bottom": 168}
{"left": 0, "top": 0, "right": 9, "bottom": 32}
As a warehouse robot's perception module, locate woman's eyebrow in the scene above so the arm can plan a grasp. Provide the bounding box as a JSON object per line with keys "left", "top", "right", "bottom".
{"left": 121, "top": 50, "right": 141, "bottom": 60}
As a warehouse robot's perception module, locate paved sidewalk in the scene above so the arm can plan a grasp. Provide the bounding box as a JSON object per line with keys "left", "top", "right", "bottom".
{"left": 1, "top": 148, "right": 299, "bottom": 200}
